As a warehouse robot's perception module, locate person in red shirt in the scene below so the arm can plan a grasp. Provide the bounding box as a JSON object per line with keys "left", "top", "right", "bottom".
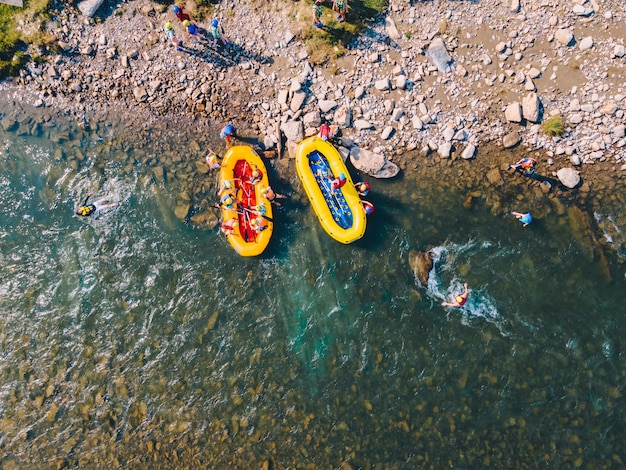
{"left": 172, "top": 5, "right": 190, "bottom": 23}
{"left": 442, "top": 283, "right": 469, "bottom": 307}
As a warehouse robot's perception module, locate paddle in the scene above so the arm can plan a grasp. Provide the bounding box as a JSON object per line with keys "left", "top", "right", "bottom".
{"left": 213, "top": 204, "right": 274, "bottom": 223}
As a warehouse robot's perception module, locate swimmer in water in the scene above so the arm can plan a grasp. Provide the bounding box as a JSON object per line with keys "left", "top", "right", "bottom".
{"left": 442, "top": 283, "right": 469, "bottom": 307}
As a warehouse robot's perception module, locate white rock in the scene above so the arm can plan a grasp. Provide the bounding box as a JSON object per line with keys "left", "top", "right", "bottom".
{"left": 453, "top": 129, "right": 468, "bottom": 141}
{"left": 381, "top": 126, "right": 395, "bottom": 140}
{"left": 555, "top": 29, "right": 574, "bottom": 46}
{"left": 522, "top": 92, "right": 540, "bottom": 123}
{"left": 349, "top": 146, "right": 399, "bottom": 178}
{"left": 318, "top": 99, "right": 338, "bottom": 113}
{"left": 503, "top": 131, "right": 520, "bottom": 148}
{"left": 303, "top": 111, "right": 321, "bottom": 127}
{"left": 527, "top": 67, "right": 541, "bottom": 79}
{"left": 570, "top": 154, "right": 583, "bottom": 166}
{"left": 557, "top": 168, "right": 581, "bottom": 188}
{"left": 395, "top": 75, "right": 407, "bottom": 90}
{"left": 579, "top": 36, "right": 593, "bottom": 51}
{"left": 385, "top": 17, "right": 401, "bottom": 40}
{"left": 277, "top": 89, "right": 288, "bottom": 105}
{"left": 569, "top": 99, "right": 580, "bottom": 111}
{"left": 461, "top": 144, "right": 476, "bottom": 160}
{"left": 412, "top": 116, "right": 424, "bottom": 130}
{"left": 612, "top": 125, "right": 625, "bottom": 138}
{"left": 569, "top": 114, "right": 583, "bottom": 124}
{"left": 524, "top": 77, "right": 536, "bottom": 91}
{"left": 427, "top": 38, "right": 453, "bottom": 73}
{"left": 280, "top": 120, "right": 304, "bottom": 143}
{"left": 573, "top": 5, "right": 594, "bottom": 16}
{"left": 442, "top": 126, "right": 455, "bottom": 142}
{"left": 333, "top": 105, "right": 351, "bottom": 127}
{"left": 375, "top": 79, "right": 391, "bottom": 91}
{"left": 354, "top": 85, "right": 365, "bottom": 99}
{"left": 438, "top": 142, "right": 452, "bottom": 158}
{"left": 290, "top": 90, "right": 306, "bottom": 112}
{"left": 510, "top": 0, "right": 520, "bottom": 12}
{"left": 77, "top": 0, "right": 104, "bottom": 17}
{"left": 354, "top": 119, "right": 374, "bottom": 130}
{"left": 391, "top": 108, "right": 404, "bottom": 121}
{"left": 614, "top": 45, "right": 626, "bottom": 58}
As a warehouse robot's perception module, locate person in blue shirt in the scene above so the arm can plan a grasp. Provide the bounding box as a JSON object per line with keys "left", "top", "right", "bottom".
{"left": 512, "top": 211, "right": 533, "bottom": 227}
{"left": 220, "top": 123, "right": 236, "bottom": 147}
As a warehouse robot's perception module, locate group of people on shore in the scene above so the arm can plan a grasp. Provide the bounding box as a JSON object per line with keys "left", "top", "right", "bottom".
{"left": 313, "top": 0, "right": 349, "bottom": 28}
{"left": 164, "top": 5, "right": 228, "bottom": 52}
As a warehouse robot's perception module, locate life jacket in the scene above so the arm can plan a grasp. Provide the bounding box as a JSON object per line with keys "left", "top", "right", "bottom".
{"left": 332, "top": 173, "right": 347, "bottom": 189}
{"left": 318, "top": 124, "right": 331, "bottom": 141}
{"left": 210, "top": 26, "right": 221, "bottom": 39}
{"left": 356, "top": 182, "right": 370, "bottom": 196}
{"left": 521, "top": 158, "right": 535, "bottom": 170}
{"left": 77, "top": 204, "right": 96, "bottom": 216}
{"left": 176, "top": 11, "right": 190, "bottom": 22}
{"left": 456, "top": 295, "right": 467, "bottom": 306}
{"left": 362, "top": 201, "right": 375, "bottom": 215}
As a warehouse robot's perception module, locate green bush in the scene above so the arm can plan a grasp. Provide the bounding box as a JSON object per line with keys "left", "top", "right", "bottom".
{"left": 541, "top": 116, "right": 565, "bottom": 137}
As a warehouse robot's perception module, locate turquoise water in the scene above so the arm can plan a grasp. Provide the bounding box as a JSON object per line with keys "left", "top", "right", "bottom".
{"left": 1, "top": 91, "right": 625, "bottom": 468}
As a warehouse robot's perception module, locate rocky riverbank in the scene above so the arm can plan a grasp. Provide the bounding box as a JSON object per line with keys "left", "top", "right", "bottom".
{"left": 6, "top": 0, "right": 626, "bottom": 172}
{"left": 3, "top": 0, "right": 626, "bottom": 231}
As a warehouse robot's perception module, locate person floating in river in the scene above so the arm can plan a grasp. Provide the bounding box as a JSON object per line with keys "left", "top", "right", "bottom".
{"left": 261, "top": 185, "right": 287, "bottom": 207}
{"left": 206, "top": 149, "right": 221, "bottom": 169}
{"left": 442, "top": 283, "right": 469, "bottom": 307}
{"left": 508, "top": 157, "right": 537, "bottom": 176}
{"left": 355, "top": 181, "right": 370, "bottom": 196}
{"left": 512, "top": 211, "right": 533, "bottom": 227}
{"left": 76, "top": 193, "right": 118, "bottom": 217}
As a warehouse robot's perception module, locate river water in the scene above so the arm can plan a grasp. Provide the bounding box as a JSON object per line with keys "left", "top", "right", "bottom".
{"left": 1, "top": 89, "right": 625, "bottom": 468}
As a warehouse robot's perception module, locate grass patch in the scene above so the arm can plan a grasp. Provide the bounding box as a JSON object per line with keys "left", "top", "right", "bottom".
{"left": 1, "top": 0, "right": 53, "bottom": 76}
{"left": 541, "top": 115, "right": 565, "bottom": 137}
{"left": 301, "top": 0, "right": 386, "bottom": 65}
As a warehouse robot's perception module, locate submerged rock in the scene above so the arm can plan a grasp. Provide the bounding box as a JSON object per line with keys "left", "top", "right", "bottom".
{"left": 409, "top": 250, "right": 433, "bottom": 285}
{"left": 557, "top": 167, "right": 581, "bottom": 188}
{"left": 349, "top": 146, "right": 399, "bottom": 178}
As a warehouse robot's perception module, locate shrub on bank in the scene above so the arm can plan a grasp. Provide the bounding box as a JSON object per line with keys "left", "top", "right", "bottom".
{"left": 541, "top": 115, "right": 565, "bottom": 137}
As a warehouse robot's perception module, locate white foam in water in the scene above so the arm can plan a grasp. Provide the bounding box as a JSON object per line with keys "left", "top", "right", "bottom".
{"left": 423, "top": 241, "right": 502, "bottom": 329}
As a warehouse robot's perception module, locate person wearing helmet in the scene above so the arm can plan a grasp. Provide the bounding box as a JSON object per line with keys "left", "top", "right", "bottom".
{"left": 355, "top": 181, "right": 370, "bottom": 196}
{"left": 76, "top": 193, "right": 118, "bottom": 217}
{"left": 220, "top": 217, "right": 239, "bottom": 235}
{"left": 318, "top": 123, "right": 333, "bottom": 141}
{"left": 164, "top": 22, "right": 183, "bottom": 50}
{"left": 442, "top": 283, "right": 469, "bottom": 307}
{"left": 331, "top": 172, "right": 347, "bottom": 193}
{"left": 209, "top": 18, "right": 228, "bottom": 48}
{"left": 206, "top": 149, "right": 221, "bottom": 169}
{"left": 186, "top": 21, "right": 201, "bottom": 43}
{"left": 261, "top": 185, "right": 287, "bottom": 207}
{"left": 173, "top": 5, "right": 190, "bottom": 23}
{"left": 312, "top": 0, "right": 323, "bottom": 28}
{"left": 249, "top": 166, "right": 263, "bottom": 184}
{"left": 220, "top": 123, "right": 236, "bottom": 147}
{"left": 361, "top": 200, "right": 375, "bottom": 215}
{"left": 219, "top": 193, "right": 237, "bottom": 209}
{"left": 250, "top": 217, "right": 268, "bottom": 233}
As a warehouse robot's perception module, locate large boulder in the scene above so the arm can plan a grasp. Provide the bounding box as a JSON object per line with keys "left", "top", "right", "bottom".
{"left": 409, "top": 251, "right": 434, "bottom": 285}
{"left": 385, "top": 16, "right": 401, "bottom": 40}
{"left": 77, "top": 0, "right": 105, "bottom": 17}
{"left": 505, "top": 102, "right": 523, "bottom": 123}
{"left": 522, "top": 92, "right": 541, "bottom": 123}
{"left": 557, "top": 167, "right": 581, "bottom": 188}
{"left": 280, "top": 120, "right": 303, "bottom": 143}
{"left": 427, "top": 38, "right": 453, "bottom": 73}
{"left": 349, "top": 146, "right": 399, "bottom": 178}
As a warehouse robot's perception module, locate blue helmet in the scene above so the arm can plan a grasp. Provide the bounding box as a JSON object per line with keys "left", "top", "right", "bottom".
{"left": 212, "top": 19, "right": 218, "bottom": 27}
{"left": 172, "top": 5, "right": 180, "bottom": 13}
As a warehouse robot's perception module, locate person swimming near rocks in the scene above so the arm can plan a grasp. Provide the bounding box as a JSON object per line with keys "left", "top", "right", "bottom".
{"left": 76, "top": 193, "right": 118, "bottom": 217}
{"left": 442, "top": 283, "right": 469, "bottom": 307}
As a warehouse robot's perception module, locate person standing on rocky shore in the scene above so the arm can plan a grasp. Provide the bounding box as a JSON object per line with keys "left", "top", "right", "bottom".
{"left": 332, "top": 0, "right": 348, "bottom": 23}
{"left": 220, "top": 123, "right": 236, "bottom": 147}
{"left": 172, "top": 5, "right": 190, "bottom": 23}
{"left": 209, "top": 19, "right": 228, "bottom": 49}
{"left": 163, "top": 22, "right": 183, "bottom": 51}
{"left": 312, "top": 0, "right": 323, "bottom": 28}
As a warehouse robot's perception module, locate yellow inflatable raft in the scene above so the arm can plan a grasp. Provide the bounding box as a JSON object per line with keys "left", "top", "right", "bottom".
{"left": 218, "top": 146, "right": 273, "bottom": 256}
{"left": 295, "top": 136, "right": 366, "bottom": 244}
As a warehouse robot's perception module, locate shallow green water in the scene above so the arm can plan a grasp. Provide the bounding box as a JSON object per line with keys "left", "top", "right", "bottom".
{"left": 1, "top": 91, "right": 625, "bottom": 468}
